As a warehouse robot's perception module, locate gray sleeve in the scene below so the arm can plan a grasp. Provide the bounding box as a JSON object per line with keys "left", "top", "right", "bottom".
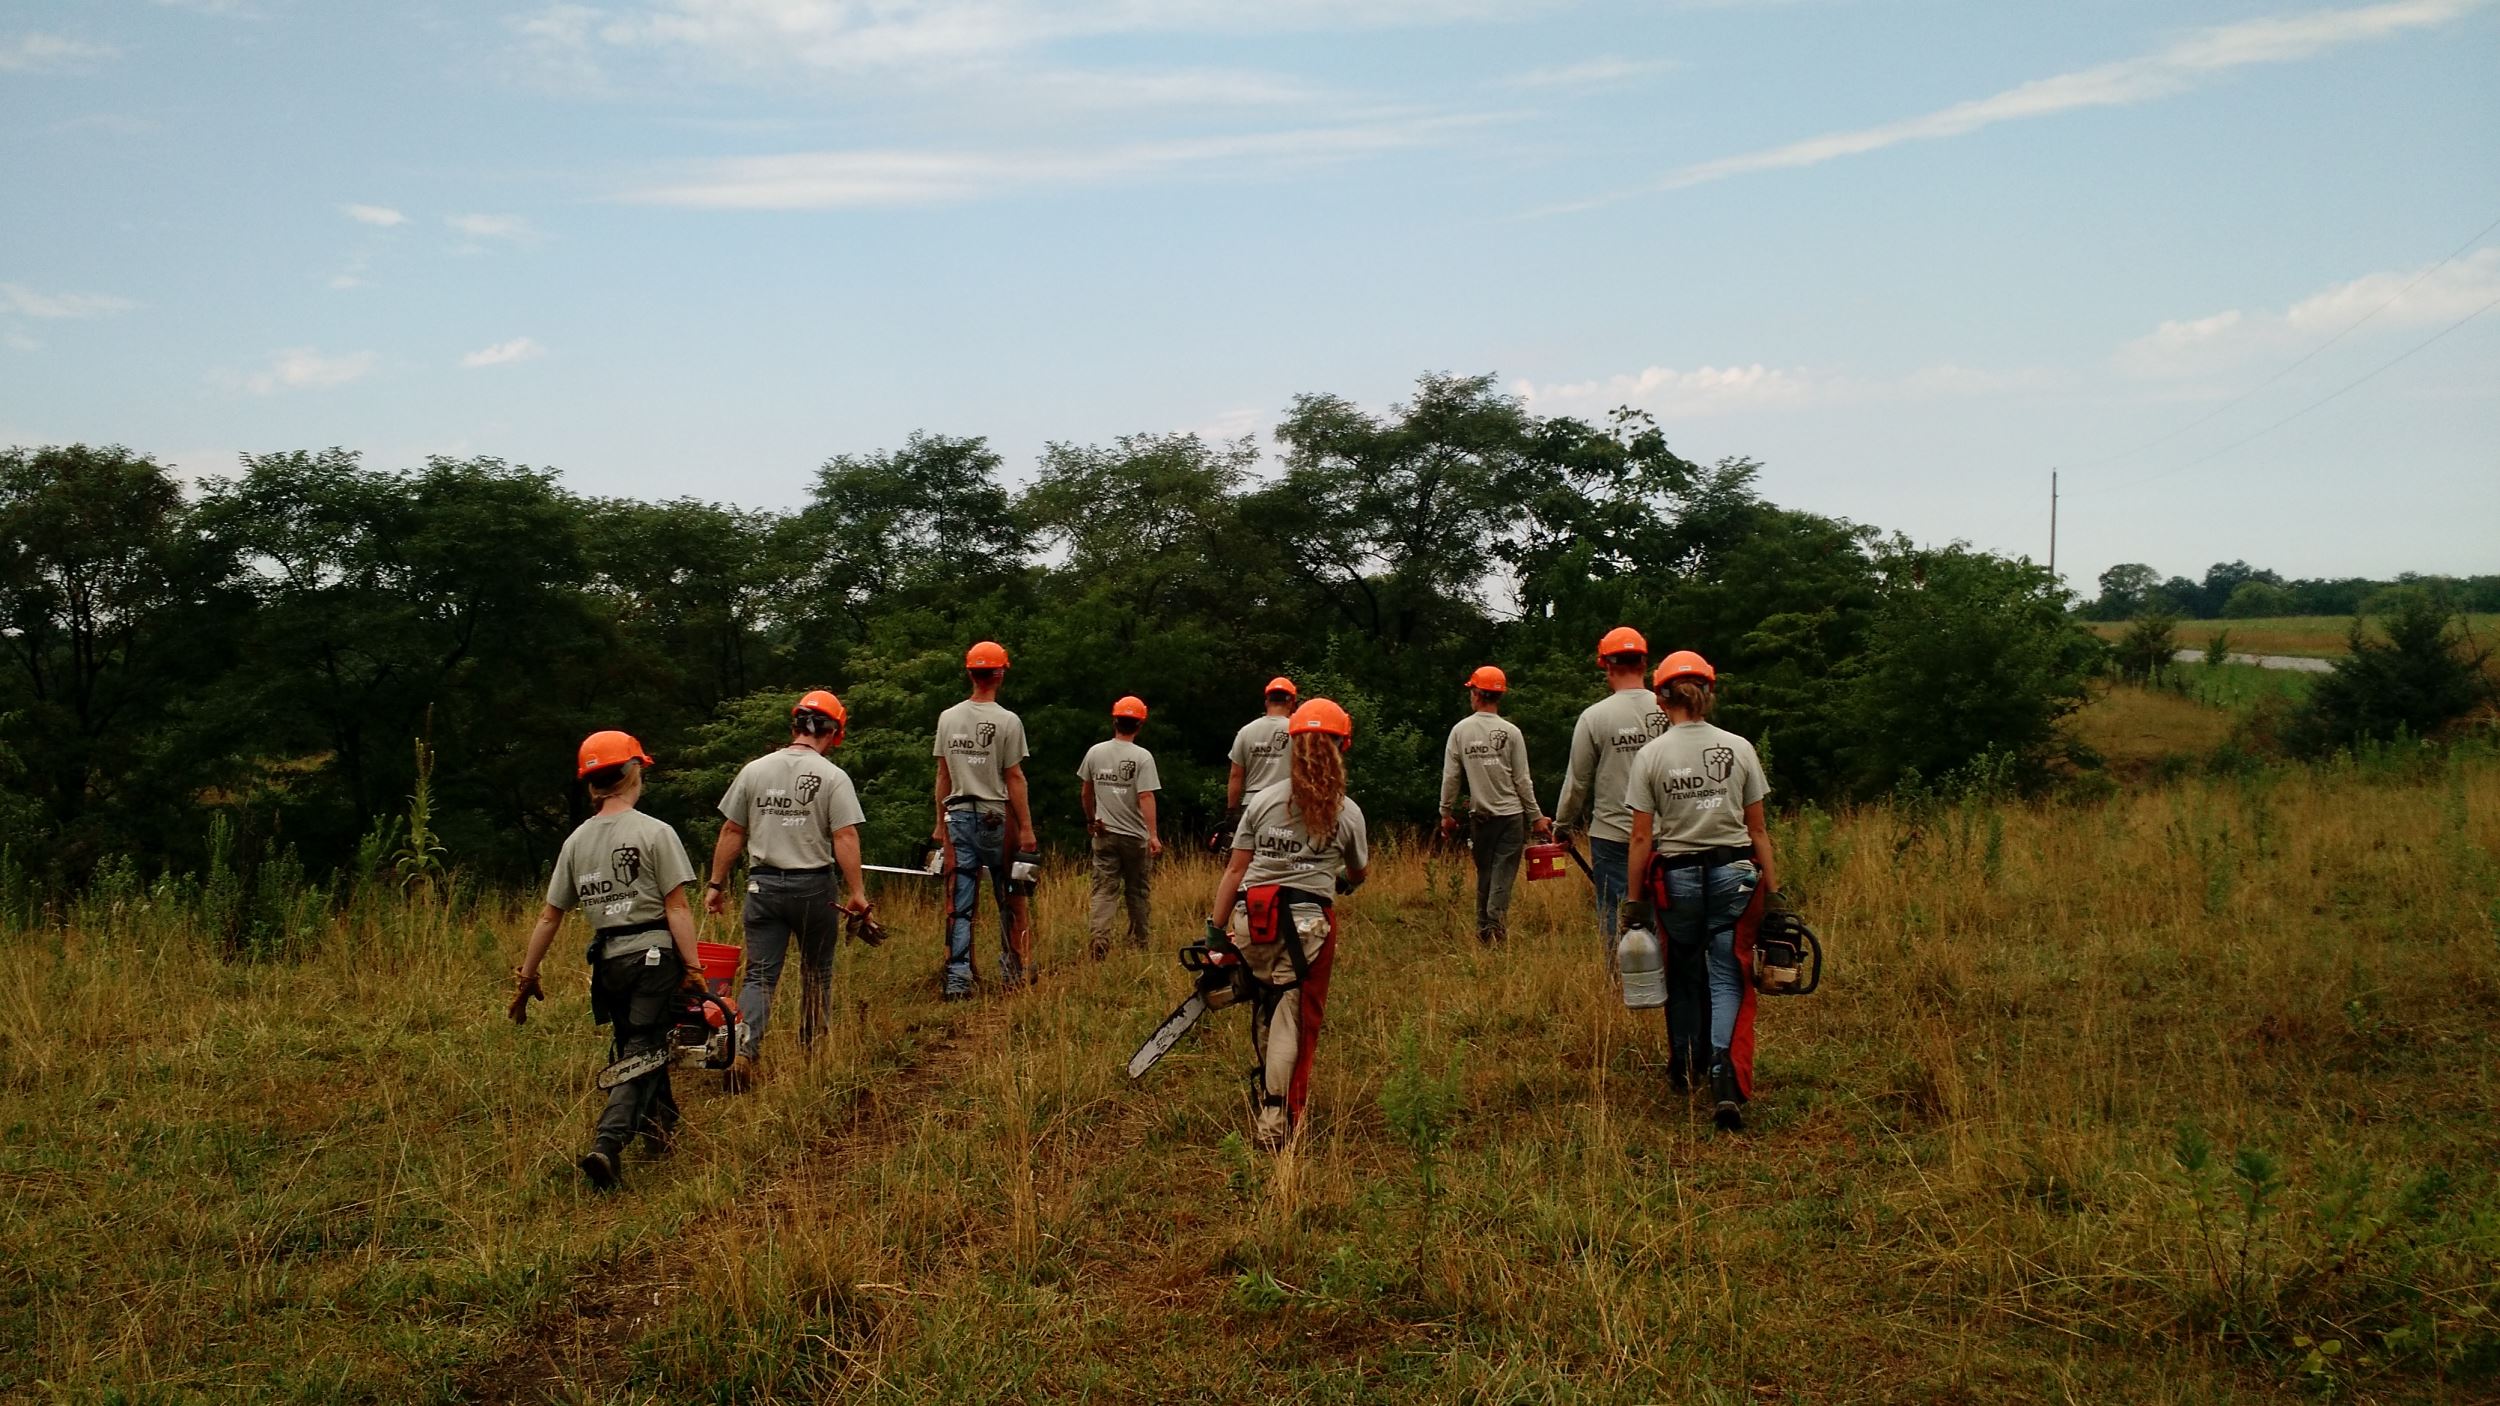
{"left": 544, "top": 838, "right": 576, "bottom": 910}
{"left": 1074, "top": 743, "right": 1093, "bottom": 782}
{"left": 717, "top": 765, "right": 750, "bottom": 824}
{"left": 1512, "top": 722, "right": 1541, "bottom": 820}
{"left": 1624, "top": 749, "right": 1658, "bottom": 814}
{"left": 1228, "top": 725, "right": 1250, "bottom": 768}
{"left": 823, "top": 770, "right": 867, "bottom": 832}
{"left": 656, "top": 828, "right": 698, "bottom": 895}
{"left": 1740, "top": 743, "right": 1769, "bottom": 808}
{"left": 1439, "top": 726, "right": 1463, "bottom": 813}
{"left": 1344, "top": 801, "right": 1371, "bottom": 872}
{"left": 1556, "top": 715, "right": 1596, "bottom": 829}
{"left": 1002, "top": 714, "right": 1029, "bottom": 769}
{"left": 1137, "top": 750, "right": 1161, "bottom": 794}
{"left": 1231, "top": 790, "right": 1263, "bottom": 853}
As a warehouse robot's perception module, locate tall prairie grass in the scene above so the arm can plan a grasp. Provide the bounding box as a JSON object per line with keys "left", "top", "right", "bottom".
{"left": 3, "top": 742, "right": 2496, "bottom": 1402}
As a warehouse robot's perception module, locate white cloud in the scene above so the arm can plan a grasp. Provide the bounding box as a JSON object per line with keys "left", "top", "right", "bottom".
{"left": 446, "top": 212, "right": 545, "bottom": 243}
{"left": 622, "top": 115, "right": 1478, "bottom": 208}
{"left": 232, "top": 348, "right": 378, "bottom": 394}
{"left": 0, "top": 33, "right": 120, "bottom": 74}
{"left": 577, "top": 0, "right": 1529, "bottom": 75}
{"left": 1619, "top": 0, "right": 2488, "bottom": 198}
{"left": 5, "top": 332, "right": 39, "bottom": 353}
{"left": 1501, "top": 56, "right": 1676, "bottom": 89}
{"left": 2116, "top": 247, "right": 2500, "bottom": 377}
{"left": 342, "top": 203, "right": 407, "bottom": 226}
{"left": 1516, "top": 364, "right": 1819, "bottom": 418}
{"left": 461, "top": 336, "right": 547, "bottom": 368}
{"left": 1514, "top": 360, "right": 2065, "bottom": 418}
{"left": 1, "top": 283, "right": 138, "bottom": 319}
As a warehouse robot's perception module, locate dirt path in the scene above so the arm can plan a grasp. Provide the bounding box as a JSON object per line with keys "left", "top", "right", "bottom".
{"left": 459, "top": 993, "right": 1018, "bottom": 1404}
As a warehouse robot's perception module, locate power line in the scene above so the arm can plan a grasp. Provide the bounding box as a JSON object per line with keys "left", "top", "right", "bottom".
{"left": 2111, "top": 289, "right": 2500, "bottom": 490}
{"left": 2073, "top": 209, "right": 2500, "bottom": 470}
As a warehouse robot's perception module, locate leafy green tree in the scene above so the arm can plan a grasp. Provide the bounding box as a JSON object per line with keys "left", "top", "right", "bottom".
{"left": 2115, "top": 611, "right": 2181, "bottom": 682}
{"left": 2287, "top": 593, "right": 2490, "bottom": 756}
{"left": 2222, "top": 580, "right": 2292, "bottom": 618}
{"left": 2092, "top": 562, "right": 2161, "bottom": 620}
{"left": 777, "top": 433, "right": 1030, "bottom": 657}
{"left": 1842, "top": 541, "right": 2101, "bottom": 793}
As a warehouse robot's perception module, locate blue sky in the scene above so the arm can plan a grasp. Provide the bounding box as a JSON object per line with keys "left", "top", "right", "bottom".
{"left": 3, "top": 0, "right": 2494, "bottom": 592}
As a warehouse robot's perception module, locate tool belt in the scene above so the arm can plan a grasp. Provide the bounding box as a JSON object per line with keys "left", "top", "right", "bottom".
{"left": 587, "top": 919, "right": 671, "bottom": 963}
{"left": 1656, "top": 843, "right": 1754, "bottom": 871}
{"left": 1235, "top": 884, "right": 1332, "bottom": 987}
{"left": 943, "top": 796, "right": 1006, "bottom": 816}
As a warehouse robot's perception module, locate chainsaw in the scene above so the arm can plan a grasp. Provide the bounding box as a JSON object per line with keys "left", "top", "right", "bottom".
{"left": 1125, "top": 923, "right": 1252, "bottom": 1080}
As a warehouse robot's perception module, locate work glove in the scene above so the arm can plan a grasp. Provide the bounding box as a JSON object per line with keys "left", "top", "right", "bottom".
{"left": 507, "top": 970, "right": 543, "bottom": 1025}
{"left": 1620, "top": 900, "right": 1657, "bottom": 933}
{"left": 680, "top": 961, "right": 710, "bottom": 994}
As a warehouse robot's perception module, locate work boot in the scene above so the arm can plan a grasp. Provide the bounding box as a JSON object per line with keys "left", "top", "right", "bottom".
{"left": 1710, "top": 1052, "right": 1743, "bottom": 1132}
{"left": 578, "top": 1146, "right": 622, "bottom": 1192}
{"left": 1666, "top": 1053, "right": 1691, "bottom": 1095}
{"left": 724, "top": 1053, "right": 757, "bottom": 1095}
{"left": 1089, "top": 936, "right": 1109, "bottom": 961}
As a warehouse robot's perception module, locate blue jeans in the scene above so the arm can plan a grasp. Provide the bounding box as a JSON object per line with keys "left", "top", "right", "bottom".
{"left": 1660, "top": 858, "right": 1758, "bottom": 1056}
{"left": 737, "top": 869, "right": 838, "bottom": 1057}
{"left": 945, "top": 808, "right": 1016, "bottom": 994}
{"left": 1590, "top": 836, "right": 1629, "bottom": 952}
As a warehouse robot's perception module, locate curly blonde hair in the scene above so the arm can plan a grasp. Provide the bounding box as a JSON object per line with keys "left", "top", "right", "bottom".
{"left": 1288, "top": 732, "right": 1345, "bottom": 839}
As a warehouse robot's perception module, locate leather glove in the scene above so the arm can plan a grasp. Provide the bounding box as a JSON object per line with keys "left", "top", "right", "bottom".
{"left": 507, "top": 970, "right": 542, "bottom": 1025}
{"left": 680, "top": 960, "right": 710, "bottom": 993}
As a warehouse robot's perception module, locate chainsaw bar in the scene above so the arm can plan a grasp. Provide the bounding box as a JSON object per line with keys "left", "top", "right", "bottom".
{"left": 596, "top": 1047, "right": 672, "bottom": 1090}
{"left": 860, "top": 863, "right": 941, "bottom": 878}
{"left": 1126, "top": 993, "right": 1207, "bottom": 1080}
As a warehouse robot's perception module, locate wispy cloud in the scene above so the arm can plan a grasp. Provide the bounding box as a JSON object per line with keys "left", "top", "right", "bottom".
{"left": 1, "top": 283, "right": 137, "bottom": 319}
{"left": 622, "top": 115, "right": 1483, "bottom": 209}
{"left": 5, "top": 332, "right": 40, "bottom": 353}
{"left": 2117, "top": 246, "right": 2500, "bottom": 378}
{"left": 0, "top": 33, "right": 120, "bottom": 74}
{"left": 461, "top": 336, "right": 547, "bottom": 368}
{"left": 342, "top": 203, "right": 407, "bottom": 227}
{"left": 446, "top": 213, "right": 547, "bottom": 247}
{"left": 1560, "top": 0, "right": 2488, "bottom": 207}
{"left": 1514, "top": 360, "right": 2066, "bottom": 418}
{"left": 230, "top": 348, "right": 378, "bottom": 394}
{"left": 1500, "top": 56, "right": 1677, "bottom": 90}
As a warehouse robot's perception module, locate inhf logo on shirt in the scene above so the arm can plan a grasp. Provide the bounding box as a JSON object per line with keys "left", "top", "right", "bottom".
{"left": 1097, "top": 759, "right": 1139, "bottom": 786}
{"left": 1613, "top": 714, "right": 1670, "bottom": 753}
{"left": 1704, "top": 747, "right": 1736, "bottom": 783}
{"left": 949, "top": 722, "right": 999, "bottom": 755}
{"left": 794, "top": 773, "right": 822, "bottom": 805}
{"left": 1463, "top": 731, "right": 1511, "bottom": 760}
{"left": 610, "top": 846, "right": 643, "bottom": 885}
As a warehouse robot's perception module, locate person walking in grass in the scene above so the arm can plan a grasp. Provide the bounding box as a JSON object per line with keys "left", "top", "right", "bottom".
{"left": 508, "top": 730, "right": 705, "bottom": 1191}
{"left": 1438, "top": 665, "right": 1552, "bottom": 944}
{"left": 1209, "top": 697, "right": 1368, "bottom": 1149}
{"left": 1555, "top": 627, "right": 1669, "bottom": 966}
{"left": 1624, "top": 651, "right": 1777, "bottom": 1131}
{"left": 1080, "top": 695, "right": 1163, "bottom": 959}
{"left": 1217, "top": 676, "right": 1298, "bottom": 845}
{"left": 704, "top": 689, "right": 873, "bottom": 1093}
{"left": 930, "top": 640, "right": 1036, "bottom": 998}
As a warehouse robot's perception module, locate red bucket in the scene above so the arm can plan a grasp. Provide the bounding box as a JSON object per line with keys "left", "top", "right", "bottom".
{"left": 1525, "top": 843, "right": 1569, "bottom": 882}
{"left": 696, "top": 941, "right": 743, "bottom": 995}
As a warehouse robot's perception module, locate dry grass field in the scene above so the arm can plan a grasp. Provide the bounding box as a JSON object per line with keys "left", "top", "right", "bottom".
{"left": 2086, "top": 615, "right": 2500, "bottom": 661}
{"left": 4, "top": 711, "right": 2497, "bottom": 1403}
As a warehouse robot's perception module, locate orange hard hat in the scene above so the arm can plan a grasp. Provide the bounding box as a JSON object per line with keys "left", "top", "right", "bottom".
{"left": 1288, "top": 697, "right": 1354, "bottom": 749}
{"left": 1467, "top": 665, "right": 1507, "bottom": 693}
{"left": 577, "top": 729, "right": 654, "bottom": 778}
{"left": 965, "top": 640, "right": 1010, "bottom": 670}
{"left": 1597, "top": 626, "right": 1648, "bottom": 661}
{"left": 1653, "top": 650, "right": 1716, "bottom": 688}
{"left": 1111, "top": 695, "right": 1148, "bottom": 721}
{"left": 793, "top": 689, "right": 848, "bottom": 742}
{"left": 1265, "top": 676, "right": 1298, "bottom": 698}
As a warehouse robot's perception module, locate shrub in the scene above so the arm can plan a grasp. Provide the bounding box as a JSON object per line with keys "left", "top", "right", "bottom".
{"left": 2114, "top": 611, "right": 2180, "bottom": 683}
{"left": 2287, "top": 593, "right": 2491, "bottom": 757}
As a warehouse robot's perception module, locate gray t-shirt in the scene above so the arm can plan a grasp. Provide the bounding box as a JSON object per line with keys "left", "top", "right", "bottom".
{"left": 1228, "top": 714, "right": 1292, "bottom": 796}
{"left": 1439, "top": 711, "right": 1541, "bottom": 820}
{"left": 1234, "top": 785, "right": 1370, "bottom": 894}
{"left": 1625, "top": 721, "right": 1769, "bottom": 852}
{"left": 544, "top": 808, "right": 698, "bottom": 929}
{"left": 932, "top": 699, "right": 1029, "bottom": 806}
{"left": 1556, "top": 686, "right": 1671, "bottom": 843}
{"left": 718, "top": 745, "right": 866, "bottom": 871}
{"left": 1078, "top": 738, "right": 1162, "bottom": 841}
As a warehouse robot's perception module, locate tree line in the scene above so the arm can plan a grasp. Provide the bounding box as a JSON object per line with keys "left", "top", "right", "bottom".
{"left": 2086, "top": 559, "right": 2500, "bottom": 623}
{"left": 4, "top": 373, "right": 2102, "bottom": 893}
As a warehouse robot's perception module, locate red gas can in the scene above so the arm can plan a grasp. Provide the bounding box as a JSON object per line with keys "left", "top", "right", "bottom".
{"left": 1524, "top": 843, "right": 1569, "bottom": 882}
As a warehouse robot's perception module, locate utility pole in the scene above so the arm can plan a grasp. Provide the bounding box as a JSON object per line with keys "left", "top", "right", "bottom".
{"left": 2048, "top": 469, "right": 2059, "bottom": 580}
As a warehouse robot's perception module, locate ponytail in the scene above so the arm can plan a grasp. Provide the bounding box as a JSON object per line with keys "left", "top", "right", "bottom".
{"left": 586, "top": 758, "right": 643, "bottom": 803}
{"left": 1288, "top": 731, "right": 1345, "bottom": 839}
{"left": 1663, "top": 679, "right": 1715, "bottom": 719}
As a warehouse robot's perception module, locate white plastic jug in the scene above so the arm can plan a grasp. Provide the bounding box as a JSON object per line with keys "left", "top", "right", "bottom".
{"left": 1617, "top": 919, "right": 1665, "bottom": 1010}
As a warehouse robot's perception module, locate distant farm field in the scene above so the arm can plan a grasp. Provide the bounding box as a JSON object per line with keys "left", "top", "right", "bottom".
{"left": 2087, "top": 613, "right": 2500, "bottom": 659}
{"left": 4, "top": 698, "right": 2497, "bottom": 1403}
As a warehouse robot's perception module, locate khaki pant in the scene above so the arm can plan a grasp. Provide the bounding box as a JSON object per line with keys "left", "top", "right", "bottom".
{"left": 1471, "top": 811, "right": 1528, "bottom": 938}
{"left": 1088, "top": 832, "right": 1153, "bottom": 951}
